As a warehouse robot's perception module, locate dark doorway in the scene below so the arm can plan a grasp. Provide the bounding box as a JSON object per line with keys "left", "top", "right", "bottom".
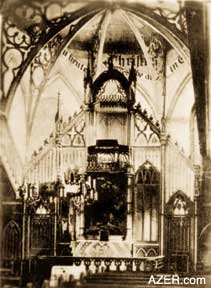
{"left": 84, "top": 173, "right": 127, "bottom": 237}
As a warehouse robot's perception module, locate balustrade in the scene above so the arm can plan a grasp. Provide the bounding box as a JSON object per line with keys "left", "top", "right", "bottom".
{"left": 30, "top": 255, "right": 164, "bottom": 275}
{"left": 132, "top": 142, "right": 195, "bottom": 203}
{"left": 132, "top": 146, "right": 160, "bottom": 171}
{"left": 27, "top": 147, "right": 86, "bottom": 184}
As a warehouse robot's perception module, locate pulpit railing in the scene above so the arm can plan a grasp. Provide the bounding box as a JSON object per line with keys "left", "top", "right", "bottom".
{"left": 87, "top": 158, "right": 129, "bottom": 172}
{"left": 87, "top": 140, "right": 130, "bottom": 172}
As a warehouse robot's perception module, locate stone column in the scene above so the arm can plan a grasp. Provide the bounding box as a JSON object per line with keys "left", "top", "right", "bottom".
{"left": 128, "top": 109, "right": 135, "bottom": 166}
{"left": 26, "top": 214, "right": 30, "bottom": 258}
{"left": 203, "top": 5, "right": 211, "bottom": 249}
{"left": 193, "top": 165, "right": 200, "bottom": 271}
{"left": 79, "top": 206, "right": 85, "bottom": 239}
{"left": 22, "top": 199, "right": 26, "bottom": 260}
{"left": 126, "top": 172, "right": 134, "bottom": 241}
{"left": 84, "top": 105, "right": 90, "bottom": 147}
{"left": 206, "top": 3, "right": 211, "bottom": 159}
{"left": 160, "top": 132, "right": 167, "bottom": 256}
{"left": 186, "top": 1, "right": 211, "bottom": 270}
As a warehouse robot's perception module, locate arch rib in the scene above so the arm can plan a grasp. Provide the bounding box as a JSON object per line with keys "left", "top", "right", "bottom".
{"left": 4, "top": 3, "right": 105, "bottom": 115}
{"left": 122, "top": 3, "right": 189, "bottom": 63}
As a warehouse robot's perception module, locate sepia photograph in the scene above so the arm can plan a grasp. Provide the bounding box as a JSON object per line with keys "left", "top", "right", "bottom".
{"left": 0, "top": 0, "right": 211, "bottom": 287}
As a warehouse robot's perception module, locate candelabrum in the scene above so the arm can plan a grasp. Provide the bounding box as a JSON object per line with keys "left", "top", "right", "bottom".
{"left": 18, "top": 174, "right": 99, "bottom": 256}
{"left": 18, "top": 173, "right": 99, "bottom": 214}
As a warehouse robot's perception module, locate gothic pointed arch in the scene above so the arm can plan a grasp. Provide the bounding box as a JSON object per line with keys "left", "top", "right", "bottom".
{"left": 135, "top": 160, "right": 160, "bottom": 185}
{"left": 166, "top": 190, "right": 194, "bottom": 272}
{"left": 166, "top": 190, "right": 194, "bottom": 216}
{"left": 2, "top": 220, "right": 21, "bottom": 260}
{"left": 135, "top": 161, "right": 160, "bottom": 242}
{"left": 92, "top": 68, "right": 135, "bottom": 104}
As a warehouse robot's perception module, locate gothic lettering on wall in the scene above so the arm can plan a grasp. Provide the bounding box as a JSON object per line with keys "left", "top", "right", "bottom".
{"left": 63, "top": 50, "right": 86, "bottom": 72}
{"left": 63, "top": 49, "right": 185, "bottom": 80}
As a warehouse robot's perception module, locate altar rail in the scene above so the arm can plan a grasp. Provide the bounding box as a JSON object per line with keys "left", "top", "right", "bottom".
{"left": 28, "top": 256, "right": 164, "bottom": 276}
{"left": 48, "top": 256, "right": 164, "bottom": 287}
{"left": 4, "top": 256, "right": 164, "bottom": 286}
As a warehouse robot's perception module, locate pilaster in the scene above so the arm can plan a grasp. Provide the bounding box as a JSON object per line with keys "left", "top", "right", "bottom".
{"left": 193, "top": 165, "right": 200, "bottom": 271}
{"left": 159, "top": 132, "right": 168, "bottom": 256}
{"left": 126, "top": 171, "right": 134, "bottom": 241}
{"left": 78, "top": 174, "right": 86, "bottom": 239}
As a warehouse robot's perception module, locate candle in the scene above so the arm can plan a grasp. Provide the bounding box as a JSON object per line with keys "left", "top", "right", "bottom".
{"left": 93, "top": 178, "right": 96, "bottom": 190}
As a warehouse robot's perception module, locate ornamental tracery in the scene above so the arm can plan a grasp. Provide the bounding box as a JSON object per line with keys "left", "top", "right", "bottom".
{"left": 153, "top": 7, "right": 188, "bottom": 35}
{"left": 166, "top": 190, "right": 193, "bottom": 216}
{"left": 1, "top": 20, "right": 31, "bottom": 98}
{"left": 135, "top": 114, "right": 160, "bottom": 146}
{"left": 96, "top": 80, "right": 128, "bottom": 104}
{"left": 148, "top": 33, "right": 166, "bottom": 80}
{"left": 1, "top": 2, "right": 103, "bottom": 105}
{"left": 1, "top": 1, "right": 189, "bottom": 106}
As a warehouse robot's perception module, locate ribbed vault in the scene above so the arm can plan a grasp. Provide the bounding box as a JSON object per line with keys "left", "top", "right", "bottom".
{"left": 0, "top": 0, "right": 193, "bottom": 160}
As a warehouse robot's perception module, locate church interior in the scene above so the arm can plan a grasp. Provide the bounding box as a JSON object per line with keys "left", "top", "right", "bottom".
{"left": 0, "top": 0, "right": 211, "bottom": 287}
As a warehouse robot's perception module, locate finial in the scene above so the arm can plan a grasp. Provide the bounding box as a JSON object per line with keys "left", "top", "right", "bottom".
{"left": 108, "top": 54, "right": 114, "bottom": 70}
{"left": 129, "top": 56, "right": 137, "bottom": 87}
{"left": 84, "top": 51, "right": 93, "bottom": 90}
{"left": 55, "top": 91, "right": 62, "bottom": 124}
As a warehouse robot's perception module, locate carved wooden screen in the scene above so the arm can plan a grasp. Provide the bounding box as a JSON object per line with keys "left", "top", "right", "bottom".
{"left": 2, "top": 220, "right": 21, "bottom": 260}
{"left": 168, "top": 217, "right": 190, "bottom": 253}
{"left": 135, "top": 161, "right": 159, "bottom": 241}
{"left": 30, "top": 215, "right": 53, "bottom": 256}
{"left": 166, "top": 191, "right": 193, "bottom": 272}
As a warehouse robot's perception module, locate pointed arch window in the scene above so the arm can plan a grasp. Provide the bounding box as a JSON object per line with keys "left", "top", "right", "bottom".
{"left": 2, "top": 220, "right": 21, "bottom": 260}
{"left": 135, "top": 161, "right": 160, "bottom": 242}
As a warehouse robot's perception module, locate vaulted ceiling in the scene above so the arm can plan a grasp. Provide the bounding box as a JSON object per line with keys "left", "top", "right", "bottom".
{"left": 0, "top": 0, "right": 194, "bottom": 160}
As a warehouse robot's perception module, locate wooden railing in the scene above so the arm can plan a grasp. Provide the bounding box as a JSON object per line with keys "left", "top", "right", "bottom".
{"left": 26, "top": 147, "right": 86, "bottom": 183}
{"left": 30, "top": 256, "right": 164, "bottom": 275}
{"left": 2, "top": 256, "right": 164, "bottom": 287}
{"left": 26, "top": 110, "right": 86, "bottom": 184}
{"left": 132, "top": 146, "right": 160, "bottom": 171}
